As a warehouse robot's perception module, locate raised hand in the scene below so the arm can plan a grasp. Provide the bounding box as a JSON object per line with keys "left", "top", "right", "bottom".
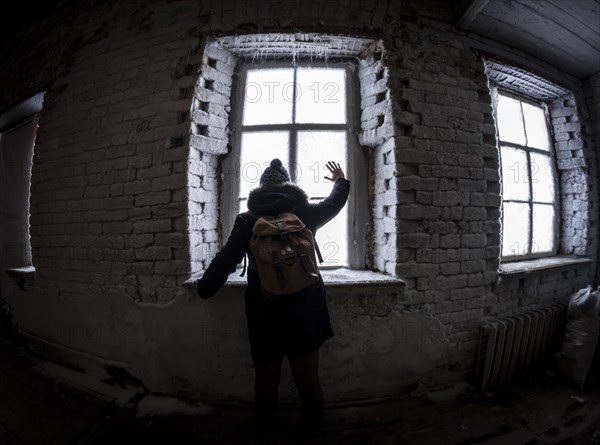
{"left": 324, "top": 161, "right": 345, "bottom": 182}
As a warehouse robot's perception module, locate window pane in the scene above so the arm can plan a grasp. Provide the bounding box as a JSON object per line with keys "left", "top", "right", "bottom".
{"left": 239, "top": 131, "right": 289, "bottom": 198}
{"left": 239, "top": 197, "right": 249, "bottom": 213}
{"left": 502, "top": 202, "right": 530, "bottom": 258}
{"left": 530, "top": 152, "right": 555, "bottom": 203}
{"left": 296, "top": 131, "right": 346, "bottom": 198}
{"left": 501, "top": 146, "right": 529, "bottom": 201}
{"left": 309, "top": 198, "right": 347, "bottom": 266}
{"left": 532, "top": 204, "right": 555, "bottom": 254}
{"left": 497, "top": 94, "right": 526, "bottom": 145}
{"left": 243, "top": 69, "right": 294, "bottom": 125}
{"left": 522, "top": 102, "right": 550, "bottom": 151}
{"left": 295, "top": 68, "right": 346, "bottom": 124}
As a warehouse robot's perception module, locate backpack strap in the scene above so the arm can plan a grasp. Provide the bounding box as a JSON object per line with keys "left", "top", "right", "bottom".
{"left": 239, "top": 255, "right": 247, "bottom": 277}
{"left": 276, "top": 221, "right": 293, "bottom": 253}
{"left": 239, "top": 211, "right": 260, "bottom": 277}
{"left": 297, "top": 247, "right": 319, "bottom": 277}
{"left": 314, "top": 241, "right": 324, "bottom": 264}
{"left": 279, "top": 211, "right": 324, "bottom": 264}
{"left": 291, "top": 207, "right": 324, "bottom": 266}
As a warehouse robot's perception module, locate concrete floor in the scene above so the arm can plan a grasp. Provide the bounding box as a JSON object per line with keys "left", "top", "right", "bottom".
{"left": 1, "top": 339, "right": 600, "bottom": 445}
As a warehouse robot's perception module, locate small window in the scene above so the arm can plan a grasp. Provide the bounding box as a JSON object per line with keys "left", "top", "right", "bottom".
{"left": 0, "top": 93, "right": 44, "bottom": 273}
{"left": 0, "top": 115, "right": 38, "bottom": 268}
{"left": 224, "top": 63, "right": 359, "bottom": 268}
{"left": 493, "top": 90, "right": 558, "bottom": 261}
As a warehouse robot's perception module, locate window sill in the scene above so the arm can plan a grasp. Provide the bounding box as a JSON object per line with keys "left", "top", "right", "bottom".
{"left": 6, "top": 266, "right": 36, "bottom": 291}
{"left": 227, "top": 268, "right": 405, "bottom": 289}
{"left": 498, "top": 256, "right": 592, "bottom": 278}
{"left": 6, "top": 266, "right": 36, "bottom": 279}
{"left": 183, "top": 268, "right": 406, "bottom": 291}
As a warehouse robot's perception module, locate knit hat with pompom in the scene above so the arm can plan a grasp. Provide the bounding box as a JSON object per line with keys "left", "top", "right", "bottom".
{"left": 259, "top": 158, "right": 291, "bottom": 185}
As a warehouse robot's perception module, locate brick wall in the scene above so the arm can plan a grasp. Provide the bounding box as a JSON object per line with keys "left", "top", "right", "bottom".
{"left": 0, "top": 0, "right": 204, "bottom": 303}
{"left": 188, "top": 41, "right": 237, "bottom": 273}
{"left": 376, "top": 23, "right": 501, "bottom": 386}
{"left": 583, "top": 72, "right": 600, "bottom": 280}
{"left": 0, "top": 0, "right": 598, "bottom": 399}
{"left": 358, "top": 44, "right": 398, "bottom": 274}
{"left": 551, "top": 93, "right": 595, "bottom": 256}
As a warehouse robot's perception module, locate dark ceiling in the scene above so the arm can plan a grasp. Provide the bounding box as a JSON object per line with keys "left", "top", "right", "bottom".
{"left": 1, "top": 0, "right": 599, "bottom": 80}
{"left": 0, "top": 1, "right": 82, "bottom": 42}
{"left": 452, "top": 0, "right": 600, "bottom": 79}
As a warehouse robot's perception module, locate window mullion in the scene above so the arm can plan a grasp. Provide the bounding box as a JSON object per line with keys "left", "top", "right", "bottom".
{"left": 499, "top": 140, "right": 550, "bottom": 155}
{"left": 519, "top": 101, "right": 529, "bottom": 147}
{"left": 290, "top": 66, "right": 298, "bottom": 181}
{"left": 520, "top": 100, "right": 534, "bottom": 257}
{"left": 243, "top": 123, "right": 347, "bottom": 132}
{"left": 290, "top": 130, "right": 298, "bottom": 182}
{"left": 526, "top": 150, "right": 534, "bottom": 257}
{"left": 291, "top": 66, "right": 298, "bottom": 123}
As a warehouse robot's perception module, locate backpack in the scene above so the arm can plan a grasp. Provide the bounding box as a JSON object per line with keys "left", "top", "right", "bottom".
{"left": 247, "top": 212, "right": 322, "bottom": 298}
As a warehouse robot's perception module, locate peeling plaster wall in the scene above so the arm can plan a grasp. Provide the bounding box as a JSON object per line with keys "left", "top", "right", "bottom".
{"left": 0, "top": 0, "right": 598, "bottom": 402}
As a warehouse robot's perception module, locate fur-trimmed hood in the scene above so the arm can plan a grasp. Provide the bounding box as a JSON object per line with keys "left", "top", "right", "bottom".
{"left": 247, "top": 183, "right": 309, "bottom": 216}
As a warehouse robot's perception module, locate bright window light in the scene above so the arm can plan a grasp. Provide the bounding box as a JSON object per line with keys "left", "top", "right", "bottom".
{"left": 496, "top": 91, "right": 557, "bottom": 261}
{"left": 238, "top": 66, "right": 350, "bottom": 266}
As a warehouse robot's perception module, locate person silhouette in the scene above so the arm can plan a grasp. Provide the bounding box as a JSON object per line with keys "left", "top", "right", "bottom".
{"left": 196, "top": 158, "right": 349, "bottom": 433}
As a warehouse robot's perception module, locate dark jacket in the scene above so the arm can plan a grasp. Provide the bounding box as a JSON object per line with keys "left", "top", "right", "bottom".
{"left": 196, "top": 178, "right": 350, "bottom": 362}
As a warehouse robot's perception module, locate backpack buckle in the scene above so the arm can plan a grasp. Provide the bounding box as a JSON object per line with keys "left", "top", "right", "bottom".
{"left": 276, "top": 221, "right": 292, "bottom": 252}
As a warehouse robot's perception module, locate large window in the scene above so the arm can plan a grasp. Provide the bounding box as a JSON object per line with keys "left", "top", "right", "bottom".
{"left": 493, "top": 90, "right": 558, "bottom": 261}
{"left": 191, "top": 35, "right": 385, "bottom": 277}
{"left": 223, "top": 63, "right": 360, "bottom": 268}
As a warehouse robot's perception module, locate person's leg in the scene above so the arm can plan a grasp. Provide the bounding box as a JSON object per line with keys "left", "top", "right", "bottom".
{"left": 254, "top": 356, "right": 284, "bottom": 428}
{"left": 288, "top": 349, "right": 324, "bottom": 426}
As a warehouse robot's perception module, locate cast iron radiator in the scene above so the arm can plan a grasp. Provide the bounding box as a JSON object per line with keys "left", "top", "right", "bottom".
{"left": 476, "top": 304, "right": 567, "bottom": 391}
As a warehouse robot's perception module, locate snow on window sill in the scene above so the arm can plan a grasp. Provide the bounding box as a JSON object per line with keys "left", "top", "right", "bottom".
{"left": 6, "top": 266, "right": 36, "bottom": 279}
{"left": 183, "top": 268, "right": 405, "bottom": 291}
{"left": 222, "top": 268, "right": 405, "bottom": 289}
{"left": 498, "top": 256, "right": 592, "bottom": 278}
{"left": 6, "top": 266, "right": 36, "bottom": 291}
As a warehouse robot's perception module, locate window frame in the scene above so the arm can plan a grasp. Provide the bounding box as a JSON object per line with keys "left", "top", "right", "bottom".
{"left": 491, "top": 86, "right": 560, "bottom": 262}
{"left": 0, "top": 92, "right": 44, "bottom": 281}
{"left": 221, "top": 60, "right": 367, "bottom": 270}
